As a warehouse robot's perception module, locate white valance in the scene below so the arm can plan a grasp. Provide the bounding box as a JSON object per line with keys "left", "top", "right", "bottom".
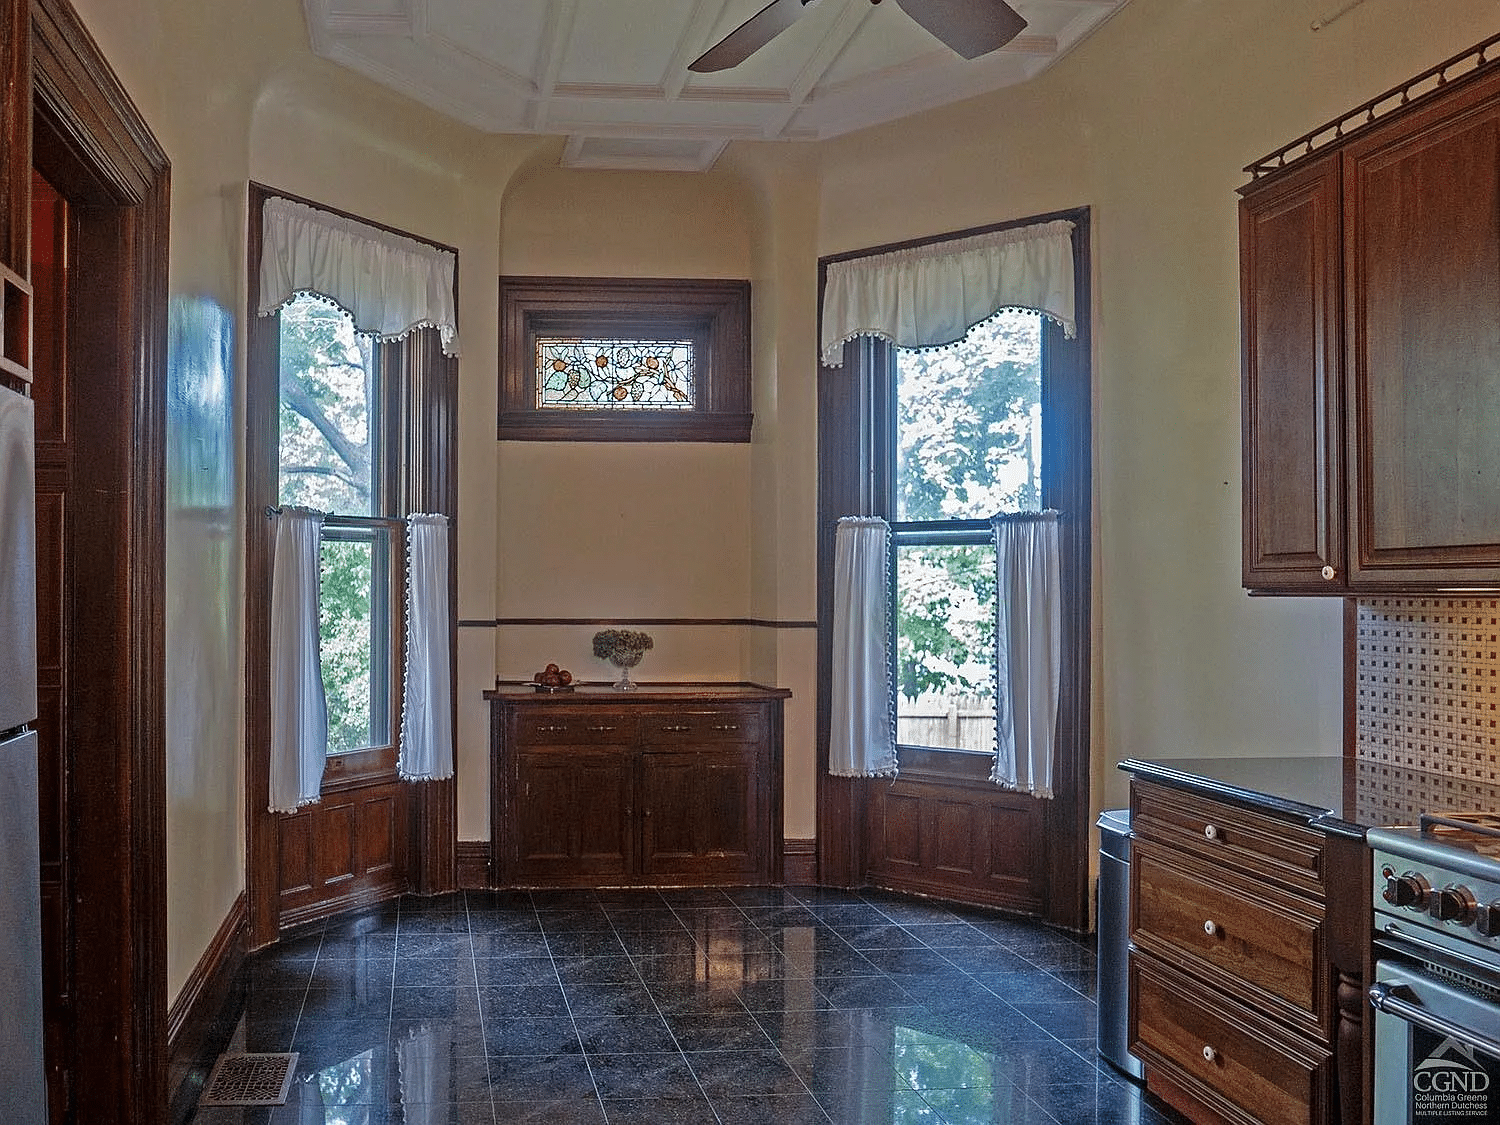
{"left": 258, "top": 196, "right": 460, "bottom": 357}
{"left": 820, "top": 219, "right": 1076, "bottom": 367}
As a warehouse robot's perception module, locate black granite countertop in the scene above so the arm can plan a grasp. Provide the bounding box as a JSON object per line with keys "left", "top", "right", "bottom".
{"left": 1119, "top": 754, "right": 1500, "bottom": 841}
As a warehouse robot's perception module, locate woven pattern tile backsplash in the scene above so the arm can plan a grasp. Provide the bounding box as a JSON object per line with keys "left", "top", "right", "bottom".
{"left": 1355, "top": 598, "right": 1500, "bottom": 790}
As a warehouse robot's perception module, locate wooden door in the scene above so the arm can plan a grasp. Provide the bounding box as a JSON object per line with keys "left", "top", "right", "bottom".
{"left": 1240, "top": 153, "right": 1344, "bottom": 590}
{"left": 514, "top": 749, "right": 634, "bottom": 883}
{"left": 639, "top": 747, "right": 763, "bottom": 880}
{"left": 1343, "top": 73, "right": 1500, "bottom": 585}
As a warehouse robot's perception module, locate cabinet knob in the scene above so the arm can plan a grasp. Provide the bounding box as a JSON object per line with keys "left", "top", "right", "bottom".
{"left": 1321, "top": 565, "right": 1336, "bottom": 581}
{"left": 1203, "top": 919, "right": 1218, "bottom": 936}
{"left": 1203, "top": 824, "right": 1219, "bottom": 841}
{"left": 1202, "top": 1045, "right": 1217, "bottom": 1064}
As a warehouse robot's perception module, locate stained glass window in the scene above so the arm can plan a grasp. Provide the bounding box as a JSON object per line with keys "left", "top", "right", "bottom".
{"left": 535, "top": 338, "right": 696, "bottom": 410}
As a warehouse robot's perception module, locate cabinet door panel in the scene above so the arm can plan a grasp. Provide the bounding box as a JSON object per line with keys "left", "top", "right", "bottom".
{"left": 1345, "top": 88, "right": 1500, "bottom": 583}
{"left": 1241, "top": 154, "right": 1344, "bottom": 589}
{"left": 641, "top": 748, "right": 762, "bottom": 879}
{"left": 515, "top": 750, "right": 633, "bottom": 881}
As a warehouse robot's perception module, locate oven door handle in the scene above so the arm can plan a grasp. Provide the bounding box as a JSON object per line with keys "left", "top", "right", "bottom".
{"left": 1379, "top": 921, "right": 1470, "bottom": 963}
{"left": 1368, "top": 982, "right": 1500, "bottom": 1059}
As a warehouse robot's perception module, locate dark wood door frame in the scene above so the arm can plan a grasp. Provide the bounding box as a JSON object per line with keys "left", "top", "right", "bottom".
{"left": 31, "top": 0, "right": 170, "bottom": 1120}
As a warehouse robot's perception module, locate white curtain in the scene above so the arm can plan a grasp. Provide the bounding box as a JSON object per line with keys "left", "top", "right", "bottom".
{"left": 269, "top": 507, "right": 328, "bottom": 813}
{"left": 992, "top": 512, "right": 1062, "bottom": 797}
{"left": 820, "top": 219, "right": 1076, "bottom": 367}
{"left": 258, "top": 196, "right": 461, "bottom": 356}
{"left": 400, "top": 514, "right": 454, "bottom": 781}
{"left": 829, "top": 517, "right": 898, "bottom": 778}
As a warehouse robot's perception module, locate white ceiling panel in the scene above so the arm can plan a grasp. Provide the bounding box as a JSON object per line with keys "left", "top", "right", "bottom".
{"left": 300, "top": 0, "right": 1132, "bottom": 169}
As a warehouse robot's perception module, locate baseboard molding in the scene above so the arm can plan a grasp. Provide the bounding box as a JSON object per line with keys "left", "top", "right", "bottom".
{"left": 457, "top": 840, "right": 491, "bottom": 889}
{"left": 783, "top": 838, "right": 817, "bottom": 885}
{"left": 167, "top": 893, "right": 247, "bottom": 1125}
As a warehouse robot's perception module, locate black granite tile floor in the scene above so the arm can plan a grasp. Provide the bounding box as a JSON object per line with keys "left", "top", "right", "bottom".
{"left": 186, "top": 887, "right": 1184, "bottom": 1125}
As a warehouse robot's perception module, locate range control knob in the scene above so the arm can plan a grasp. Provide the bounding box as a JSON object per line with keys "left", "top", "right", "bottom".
{"left": 1475, "top": 903, "right": 1500, "bottom": 938}
{"left": 1384, "top": 872, "right": 1431, "bottom": 910}
{"left": 1430, "top": 885, "right": 1478, "bottom": 925}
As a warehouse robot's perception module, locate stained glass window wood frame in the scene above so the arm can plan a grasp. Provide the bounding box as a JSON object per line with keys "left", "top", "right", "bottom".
{"left": 498, "top": 275, "right": 752, "bottom": 442}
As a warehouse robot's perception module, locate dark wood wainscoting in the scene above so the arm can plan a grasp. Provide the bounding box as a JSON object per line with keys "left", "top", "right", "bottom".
{"left": 457, "top": 840, "right": 491, "bottom": 889}
{"left": 864, "top": 774, "right": 1045, "bottom": 914}
{"left": 783, "top": 838, "right": 817, "bottom": 885}
{"left": 274, "top": 782, "right": 409, "bottom": 930}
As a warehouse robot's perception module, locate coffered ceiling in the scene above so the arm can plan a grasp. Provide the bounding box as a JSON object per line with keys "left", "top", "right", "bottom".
{"left": 301, "top": 0, "right": 1131, "bottom": 170}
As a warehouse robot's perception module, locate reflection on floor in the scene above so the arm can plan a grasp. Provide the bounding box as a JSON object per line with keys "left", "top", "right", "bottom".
{"left": 188, "top": 887, "right": 1183, "bottom": 1124}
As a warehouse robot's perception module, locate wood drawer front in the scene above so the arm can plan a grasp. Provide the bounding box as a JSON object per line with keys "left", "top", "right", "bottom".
{"left": 515, "top": 710, "right": 638, "bottom": 746}
{"left": 641, "top": 707, "right": 763, "bottom": 744}
{"left": 1132, "top": 953, "right": 1331, "bottom": 1125}
{"left": 1133, "top": 842, "right": 1327, "bottom": 1035}
{"left": 1133, "top": 782, "right": 1324, "bottom": 896}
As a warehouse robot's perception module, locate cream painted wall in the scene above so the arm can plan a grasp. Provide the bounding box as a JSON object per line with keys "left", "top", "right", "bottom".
{"left": 487, "top": 161, "right": 824, "bottom": 839}
{"left": 817, "top": 0, "right": 1499, "bottom": 812}
{"left": 64, "top": 0, "right": 1500, "bottom": 1005}
{"left": 69, "top": 0, "right": 825, "bottom": 998}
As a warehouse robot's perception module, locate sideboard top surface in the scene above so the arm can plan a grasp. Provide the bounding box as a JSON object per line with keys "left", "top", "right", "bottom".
{"left": 485, "top": 682, "right": 792, "bottom": 703}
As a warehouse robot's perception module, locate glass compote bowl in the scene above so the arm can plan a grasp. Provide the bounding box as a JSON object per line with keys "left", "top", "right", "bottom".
{"left": 609, "top": 650, "right": 644, "bottom": 692}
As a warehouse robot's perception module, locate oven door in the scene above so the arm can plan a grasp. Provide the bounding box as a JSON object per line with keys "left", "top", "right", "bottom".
{"left": 1371, "top": 959, "right": 1500, "bottom": 1125}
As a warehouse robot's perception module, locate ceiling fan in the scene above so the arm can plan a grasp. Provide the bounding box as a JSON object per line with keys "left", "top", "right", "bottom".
{"left": 688, "top": 0, "right": 1027, "bottom": 73}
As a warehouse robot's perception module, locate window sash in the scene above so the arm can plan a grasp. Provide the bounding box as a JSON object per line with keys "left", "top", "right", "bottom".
{"left": 318, "top": 518, "right": 402, "bottom": 759}
{"left": 891, "top": 527, "right": 997, "bottom": 756}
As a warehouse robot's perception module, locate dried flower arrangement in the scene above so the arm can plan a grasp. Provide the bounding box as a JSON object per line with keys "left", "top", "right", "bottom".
{"left": 592, "top": 629, "right": 654, "bottom": 691}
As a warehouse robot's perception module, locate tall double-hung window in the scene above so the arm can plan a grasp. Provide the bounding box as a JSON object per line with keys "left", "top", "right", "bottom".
{"left": 891, "top": 312, "right": 1042, "bottom": 754}
{"left": 249, "top": 187, "right": 459, "bottom": 797}
{"left": 275, "top": 293, "right": 398, "bottom": 756}
{"left": 820, "top": 213, "right": 1088, "bottom": 794}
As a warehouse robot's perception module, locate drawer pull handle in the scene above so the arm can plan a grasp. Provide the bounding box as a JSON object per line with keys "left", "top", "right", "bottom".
{"left": 1202, "top": 1045, "right": 1217, "bottom": 1064}
{"left": 711, "top": 724, "right": 739, "bottom": 732}
{"left": 661, "top": 724, "right": 691, "bottom": 732}
{"left": 537, "top": 724, "right": 566, "bottom": 733}
{"left": 1203, "top": 919, "right": 1218, "bottom": 936}
{"left": 587, "top": 725, "right": 616, "bottom": 733}
{"left": 1203, "top": 824, "right": 1219, "bottom": 841}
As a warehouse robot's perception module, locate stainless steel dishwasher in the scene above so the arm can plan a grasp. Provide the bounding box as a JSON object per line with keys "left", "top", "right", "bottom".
{"left": 1096, "top": 809, "right": 1145, "bottom": 1081}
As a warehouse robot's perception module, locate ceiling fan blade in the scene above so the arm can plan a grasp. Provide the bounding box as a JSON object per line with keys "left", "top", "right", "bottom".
{"left": 688, "top": 0, "right": 815, "bottom": 73}
{"left": 892, "top": 0, "right": 1027, "bottom": 59}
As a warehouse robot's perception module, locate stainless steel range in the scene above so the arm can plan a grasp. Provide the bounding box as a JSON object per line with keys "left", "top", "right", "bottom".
{"left": 1367, "top": 814, "right": 1500, "bottom": 1125}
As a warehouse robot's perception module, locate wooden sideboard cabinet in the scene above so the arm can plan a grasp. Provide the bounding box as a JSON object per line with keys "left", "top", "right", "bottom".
{"left": 486, "top": 685, "right": 789, "bottom": 888}
{"left": 1241, "top": 41, "right": 1500, "bottom": 592}
{"left": 1128, "top": 781, "right": 1339, "bottom": 1125}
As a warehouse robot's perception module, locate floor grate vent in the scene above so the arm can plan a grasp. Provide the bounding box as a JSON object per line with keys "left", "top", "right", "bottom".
{"left": 197, "top": 1052, "right": 298, "bottom": 1107}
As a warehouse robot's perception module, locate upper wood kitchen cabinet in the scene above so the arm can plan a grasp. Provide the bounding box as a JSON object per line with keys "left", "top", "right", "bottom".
{"left": 1241, "top": 43, "right": 1500, "bottom": 592}
{"left": 1241, "top": 152, "right": 1343, "bottom": 590}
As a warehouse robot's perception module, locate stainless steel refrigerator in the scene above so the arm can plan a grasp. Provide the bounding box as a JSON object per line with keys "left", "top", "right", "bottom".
{"left": 0, "top": 378, "right": 47, "bottom": 1122}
